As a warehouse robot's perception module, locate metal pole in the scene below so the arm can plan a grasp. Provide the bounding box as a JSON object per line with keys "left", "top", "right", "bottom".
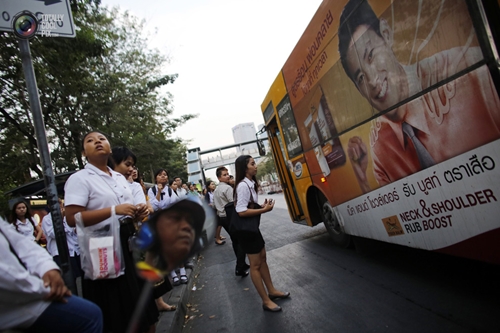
{"left": 18, "top": 39, "right": 76, "bottom": 294}
{"left": 126, "top": 281, "right": 153, "bottom": 333}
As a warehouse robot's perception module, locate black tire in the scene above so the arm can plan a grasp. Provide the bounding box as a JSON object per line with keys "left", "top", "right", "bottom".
{"left": 322, "top": 201, "right": 351, "bottom": 248}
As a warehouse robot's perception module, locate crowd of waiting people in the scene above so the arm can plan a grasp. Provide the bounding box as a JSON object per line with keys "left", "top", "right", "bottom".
{"left": 0, "top": 131, "right": 208, "bottom": 332}
{"left": 1, "top": 130, "right": 289, "bottom": 333}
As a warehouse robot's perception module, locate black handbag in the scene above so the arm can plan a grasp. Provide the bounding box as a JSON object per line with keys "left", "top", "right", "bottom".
{"left": 224, "top": 183, "right": 262, "bottom": 233}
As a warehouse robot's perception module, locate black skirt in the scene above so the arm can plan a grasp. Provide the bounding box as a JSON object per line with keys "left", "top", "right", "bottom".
{"left": 153, "top": 278, "right": 173, "bottom": 299}
{"left": 82, "top": 223, "right": 159, "bottom": 333}
{"left": 235, "top": 230, "right": 265, "bottom": 254}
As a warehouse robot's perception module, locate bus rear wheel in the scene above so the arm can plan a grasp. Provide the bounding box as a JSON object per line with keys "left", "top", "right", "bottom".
{"left": 323, "top": 201, "right": 351, "bottom": 248}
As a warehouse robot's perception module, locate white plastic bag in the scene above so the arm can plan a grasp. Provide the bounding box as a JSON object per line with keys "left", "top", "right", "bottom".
{"left": 75, "top": 208, "right": 124, "bottom": 280}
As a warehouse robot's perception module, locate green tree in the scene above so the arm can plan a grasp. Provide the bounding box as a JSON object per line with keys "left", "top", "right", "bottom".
{"left": 0, "top": 1, "right": 195, "bottom": 208}
{"left": 257, "top": 152, "right": 277, "bottom": 182}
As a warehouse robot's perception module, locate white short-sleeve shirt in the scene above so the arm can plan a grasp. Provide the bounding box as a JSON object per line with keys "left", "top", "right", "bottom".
{"left": 128, "top": 181, "right": 146, "bottom": 205}
{"left": 14, "top": 219, "right": 36, "bottom": 241}
{"left": 235, "top": 178, "right": 258, "bottom": 213}
{"left": 41, "top": 214, "right": 79, "bottom": 257}
{"left": 170, "top": 190, "right": 181, "bottom": 204}
{"left": 64, "top": 163, "right": 134, "bottom": 228}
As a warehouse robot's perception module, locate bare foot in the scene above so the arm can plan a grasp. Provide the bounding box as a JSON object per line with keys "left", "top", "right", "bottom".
{"left": 156, "top": 298, "right": 176, "bottom": 312}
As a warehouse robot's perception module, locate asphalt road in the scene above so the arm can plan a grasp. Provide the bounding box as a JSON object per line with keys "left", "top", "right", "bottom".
{"left": 181, "top": 193, "right": 500, "bottom": 333}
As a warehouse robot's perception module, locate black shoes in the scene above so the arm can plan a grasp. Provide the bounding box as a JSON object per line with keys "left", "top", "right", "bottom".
{"left": 235, "top": 269, "right": 249, "bottom": 277}
{"left": 268, "top": 292, "right": 290, "bottom": 301}
{"left": 263, "top": 291, "right": 289, "bottom": 312}
{"left": 235, "top": 263, "right": 250, "bottom": 277}
{"left": 262, "top": 304, "right": 282, "bottom": 312}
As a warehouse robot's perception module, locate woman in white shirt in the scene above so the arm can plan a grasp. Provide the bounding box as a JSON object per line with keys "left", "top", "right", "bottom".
{"left": 41, "top": 198, "right": 82, "bottom": 290}
{"left": 169, "top": 179, "right": 182, "bottom": 203}
{"left": 233, "top": 155, "right": 289, "bottom": 312}
{"left": 9, "top": 201, "right": 43, "bottom": 243}
{"left": 64, "top": 131, "right": 157, "bottom": 333}
{"left": 148, "top": 168, "right": 173, "bottom": 211}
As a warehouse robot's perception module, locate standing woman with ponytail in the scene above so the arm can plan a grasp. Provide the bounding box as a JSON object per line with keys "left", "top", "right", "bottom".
{"left": 233, "top": 155, "right": 290, "bottom": 312}
{"left": 64, "top": 131, "right": 158, "bottom": 333}
{"left": 9, "top": 201, "right": 43, "bottom": 244}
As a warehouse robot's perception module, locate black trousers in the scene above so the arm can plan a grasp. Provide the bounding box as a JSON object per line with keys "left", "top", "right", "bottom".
{"left": 219, "top": 216, "right": 247, "bottom": 270}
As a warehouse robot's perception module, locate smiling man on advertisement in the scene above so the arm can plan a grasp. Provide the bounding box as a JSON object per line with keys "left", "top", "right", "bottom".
{"left": 338, "top": 0, "right": 500, "bottom": 193}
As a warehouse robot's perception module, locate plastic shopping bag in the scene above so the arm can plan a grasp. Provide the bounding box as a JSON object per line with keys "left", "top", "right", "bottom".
{"left": 75, "top": 210, "right": 124, "bottom": 280}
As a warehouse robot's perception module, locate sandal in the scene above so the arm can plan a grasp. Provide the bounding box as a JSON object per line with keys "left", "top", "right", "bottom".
{"left": 215, "top": 239, "right": 226, "bottom": 245}
{"left": 172, "top": 276, "right": 180, "bottom": 286}
{"left": 180, "top": 275, "right": 188, "bottom": 284}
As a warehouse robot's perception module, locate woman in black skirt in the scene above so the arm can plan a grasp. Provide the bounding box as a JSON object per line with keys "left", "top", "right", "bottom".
{"left": 65, "top": 131, "right": 158, "bottom": 332}
{"left": 233, "top": 155, "right": 290, "bottom": 312}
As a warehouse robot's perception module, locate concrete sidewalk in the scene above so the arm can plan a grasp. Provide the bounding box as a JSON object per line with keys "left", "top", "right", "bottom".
{"left": 154, "top": 255, "right": 201, "bottom": 333}
{"left": 154, "top": 194, "right": 288, "bottom": 333}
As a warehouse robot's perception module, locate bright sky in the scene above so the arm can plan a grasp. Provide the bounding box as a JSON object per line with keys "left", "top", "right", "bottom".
{"left": 101, "top": 0, "right": 323, "bottom": 152}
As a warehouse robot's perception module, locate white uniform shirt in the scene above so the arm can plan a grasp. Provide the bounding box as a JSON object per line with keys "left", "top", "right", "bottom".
{"left": 170, "top": 189, "right": 181, "bottom": 204}
{"left": 64, "top": 163, "right": 133, "bottom": 229}
{"left": 14, "top": 219, "right": 36, "bottom": 242}
{"left": 128, "top": 181, "right": 147, "bottom": 205}
{"left": 235, "top": 178, "right": 258, "bottom": 213}
{"left": 41, "top": 214, "right": 80, "bottom": 257}
{"left": 0, "top": 220, "right": 60, "bottom": 330}
{"left": 148, "top": 185, "right": 173, "bottom": 211}
{"left": 177, "top": 187, "right": 187, "bottom": 196}
{"left": 207, "top": 191, "right": 214, "bottom": 206}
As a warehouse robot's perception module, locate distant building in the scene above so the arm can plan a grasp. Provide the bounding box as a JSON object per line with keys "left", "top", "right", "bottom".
{"left": 232, "top": 123, "right": 258, "bottom": 155}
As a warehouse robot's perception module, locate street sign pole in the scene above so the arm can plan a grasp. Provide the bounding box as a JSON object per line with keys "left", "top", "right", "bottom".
{"left": 18, "top": 39, "right": 76, "bottom": 294}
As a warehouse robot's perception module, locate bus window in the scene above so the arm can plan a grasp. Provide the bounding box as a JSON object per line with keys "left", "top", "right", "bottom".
{"left": 277, "top": 95, "right": 302, "bottom": 158}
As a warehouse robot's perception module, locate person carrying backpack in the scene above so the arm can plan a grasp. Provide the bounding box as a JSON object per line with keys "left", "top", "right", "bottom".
{"left": 148, "top": 168, "right": 173, "bottom": 211}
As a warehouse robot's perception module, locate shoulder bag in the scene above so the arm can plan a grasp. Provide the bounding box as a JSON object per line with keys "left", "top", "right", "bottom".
{"left": 224, "top": 182, "right": 262, "bottom": 233}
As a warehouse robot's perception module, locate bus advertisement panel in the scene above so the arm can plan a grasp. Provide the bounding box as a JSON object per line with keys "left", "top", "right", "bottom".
{"left": 266, "top": 0, "right": 500, "bottom": 263}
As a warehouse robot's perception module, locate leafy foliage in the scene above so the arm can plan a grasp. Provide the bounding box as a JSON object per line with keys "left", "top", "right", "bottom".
{"left": 0, "top": 0, "right": 195, "bottom": 211}
{"left": 257, "top": 152, "right": 277, "bottom": 182}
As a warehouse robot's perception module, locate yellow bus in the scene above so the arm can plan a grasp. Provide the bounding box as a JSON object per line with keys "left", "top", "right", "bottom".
{"left": 261, "top": 0, "right": 500, "bottom": 264}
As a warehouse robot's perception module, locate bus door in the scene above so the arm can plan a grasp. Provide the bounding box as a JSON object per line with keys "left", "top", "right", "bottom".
{"left": 267, "top": 118, "right": 305, "bottom": 223}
